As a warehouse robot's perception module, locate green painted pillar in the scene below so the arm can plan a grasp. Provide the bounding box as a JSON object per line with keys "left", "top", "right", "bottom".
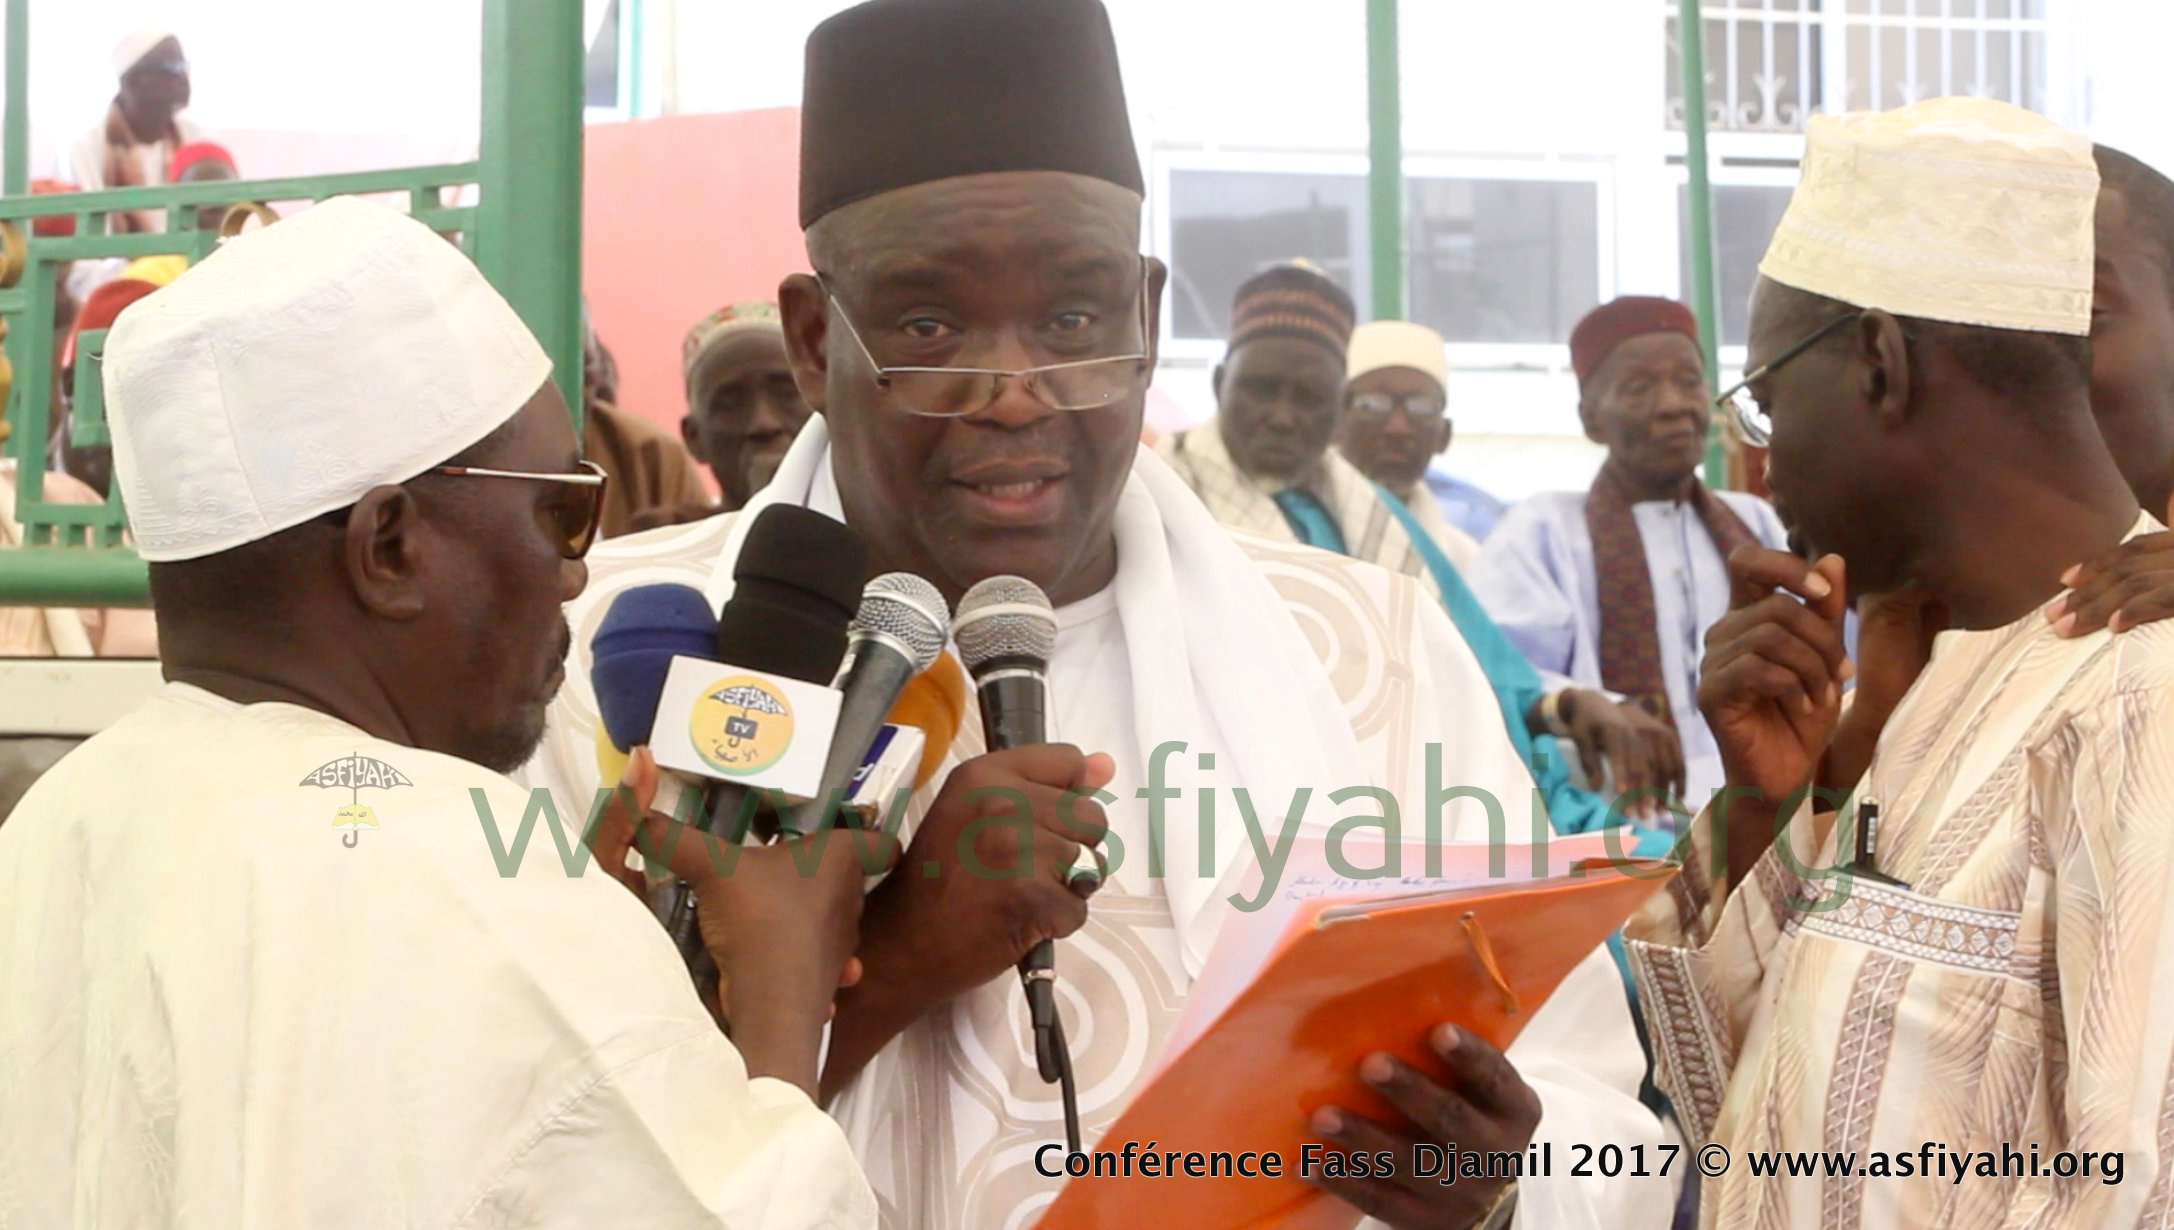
{"left": 3, "top": 0, "right": 27, "bottom": 478}
{"left": 1366, "top": 0, "right": 1403, "bottom": 322}
{"left": 3, "top": 0, "right": 25, "bottom": 196}
{"left": 1678, "top": 0, "right": 1725, "bottom": 486}
{"left": 476, "top": 0, "right": 586, "bottom": 425}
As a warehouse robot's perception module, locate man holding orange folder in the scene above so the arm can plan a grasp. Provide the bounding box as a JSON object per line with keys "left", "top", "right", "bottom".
{"left": 530, "top": 1, "right": 1679, "bottom": 1227}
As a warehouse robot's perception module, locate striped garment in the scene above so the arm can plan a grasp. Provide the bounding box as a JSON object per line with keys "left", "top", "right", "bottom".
{"left": 1153, "top": 415, "right": 1478, "bottom": 579}
{"left": 1627, "top": 514, "right": 2174, "bottom": 1228}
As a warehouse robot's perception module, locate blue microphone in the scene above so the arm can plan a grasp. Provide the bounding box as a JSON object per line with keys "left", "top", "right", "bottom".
{"left": 591, "top": 583, "right": 722, "bottom": 755}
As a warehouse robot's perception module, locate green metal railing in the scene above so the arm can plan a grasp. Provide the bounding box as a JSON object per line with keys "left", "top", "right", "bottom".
{"left": 0, "top": 0, "right": 583, "bottom": 610}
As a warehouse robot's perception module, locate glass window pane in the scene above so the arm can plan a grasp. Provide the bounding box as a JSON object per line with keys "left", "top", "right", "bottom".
{"left": 1167, "top": 171, "right": 1366, "bottom": 340}
{"left": 1679, "top": 184, "right": 1796, "bottom": 347}
{"left": 2021, "top": 30, "right": 2047, "bottom": 112}
{"left": 1984, "top": 29, "right": 2015, "bottom": 100}
{"left": 1846, "top": 22, "right": 1874, "bottom": 110}
{"left": 1406, "top": 178, "right": 1599, "bottom": 344}
{"left": 585, "top": 0, "right": 621, "bottom": 109}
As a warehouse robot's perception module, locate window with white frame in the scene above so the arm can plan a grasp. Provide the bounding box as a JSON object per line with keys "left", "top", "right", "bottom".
{"left": 1677, "top": 182, "right": 1794, "bottom": 345}
{"left": 1164, "top": 168, "right": 1600, "bottom": 346}
{"left": 1166, "top": 170, "right": 1367, "bottom": 339}
{"left": 1664, "top": 0, "right": 2071, "bottom": 135}
{"left": 1408, "top": 178, "right": 1599, "bottom": 346}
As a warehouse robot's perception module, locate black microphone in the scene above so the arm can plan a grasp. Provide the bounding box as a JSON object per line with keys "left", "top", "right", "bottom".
{"left": 785, "top": 573, "right": 950, "bottom": 837}
{"left": 662, "top": 505, "right": 866, "bottom": 971}
{"left": 952, "top": 575, "right": 1079, "bottom": 1151}
{"left": 697, "top": 505, "right": 866, "bottom": 839}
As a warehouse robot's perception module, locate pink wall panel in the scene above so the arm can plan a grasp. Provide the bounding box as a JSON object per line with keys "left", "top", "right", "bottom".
{"left": 581, "top": 107, "right": 809, "bottom": 437}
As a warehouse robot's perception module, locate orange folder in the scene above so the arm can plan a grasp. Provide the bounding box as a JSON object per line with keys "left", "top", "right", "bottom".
{"left": 1033, "top": 860, "right": 1674, "bottom": 1230}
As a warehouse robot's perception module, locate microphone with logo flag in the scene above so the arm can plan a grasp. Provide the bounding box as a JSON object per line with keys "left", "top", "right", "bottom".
{"left": 588, "top": 582, "right": 722, "bottom": 849}
{"left": 585, "top": 506, "right": 866, "bottom": 981}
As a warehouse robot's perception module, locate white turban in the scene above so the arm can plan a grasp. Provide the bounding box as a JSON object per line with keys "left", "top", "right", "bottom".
{"left": 113, "top": 27, "right": 176, "bottom": 77}
{"left": 1758, "top": 96, "right": 2098, "bottom": 336}
{"left": 103, "top": 196, "right": 552, "bottom": 562}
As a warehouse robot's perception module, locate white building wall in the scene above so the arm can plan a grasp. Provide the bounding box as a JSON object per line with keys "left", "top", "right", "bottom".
{"left": 25, "top": 0, "right": 2174, "bottom": 500}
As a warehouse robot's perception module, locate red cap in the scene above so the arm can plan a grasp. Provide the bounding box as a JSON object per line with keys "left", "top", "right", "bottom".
{"left": 168, "top": 141, "right": 237, "bottom": 183}
{"left": 30, "top": 178, "right": 80, "bottom": 236}
{"left": 1569, "top": 296, "right": 1701, "bottom": 387}
{"left": 62, "top": 277, "right": 161, "bottom": 371}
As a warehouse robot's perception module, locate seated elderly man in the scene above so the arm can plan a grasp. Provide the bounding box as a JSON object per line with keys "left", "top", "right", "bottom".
{"left": 1469, "top": 297, "right": 1791, "bottom": 816}
{"left": 1335, "top": 319, "right": 1481, "bottom": 568}
{"left": 682, "top": 301, "right": 813, "bottom": 510}
{"left": 527, "top": 2, "right": 1675, "bottom": 1228}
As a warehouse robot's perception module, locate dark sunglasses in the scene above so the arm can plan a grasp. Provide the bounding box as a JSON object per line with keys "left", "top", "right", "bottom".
{"left": 427, "top": 459, "right": 610, "bottom": 558}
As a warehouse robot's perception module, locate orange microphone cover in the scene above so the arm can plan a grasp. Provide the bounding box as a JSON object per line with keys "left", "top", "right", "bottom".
{"left": 884, "top": 650, "right": 967, "bottom": 788}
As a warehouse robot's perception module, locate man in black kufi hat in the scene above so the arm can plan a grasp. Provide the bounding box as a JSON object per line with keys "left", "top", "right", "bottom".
{"left": 533, "top": 3, "right": 1674, "bottom": 1226}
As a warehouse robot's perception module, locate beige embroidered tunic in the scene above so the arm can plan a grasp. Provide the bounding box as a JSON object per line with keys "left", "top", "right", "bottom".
{"left": 1627, "top": 515, "right": 2174, "bottom": 1228}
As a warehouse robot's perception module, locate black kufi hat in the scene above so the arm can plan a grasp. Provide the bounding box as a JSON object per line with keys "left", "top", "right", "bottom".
{"left": 799, "top": 0, "right": 1145, "bottom": 229}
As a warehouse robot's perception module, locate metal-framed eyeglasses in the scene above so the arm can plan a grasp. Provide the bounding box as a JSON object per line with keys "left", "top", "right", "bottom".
{"left": 821, "top": 263, "right": 1152, "bottom": 418}
{"left": 1346, "top": 390, "right": 1447, "bottom": 422}
{"left": 428, "top": 460, "right": 610, "bottom": 559}
{"left": 1717, "top": 310, "right": 1865, "bottom": 448}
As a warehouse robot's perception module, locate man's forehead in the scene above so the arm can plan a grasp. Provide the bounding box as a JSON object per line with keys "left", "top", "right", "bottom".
{"left": 815, "top": 173, "right": 1140, "bottom": 283}
{"left": 1232, "top": 337, "right": 1345, "bottom": 379}
{"left": 1607, "top": 331, "right": 1702, "bottom": 368}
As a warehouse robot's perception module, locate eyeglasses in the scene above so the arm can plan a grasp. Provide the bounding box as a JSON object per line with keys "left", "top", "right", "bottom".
{"left": 136, "top": 58, "right": 189, "bottom": 77}
{"left": 1346, "top": 390, "right": 1447, "bottom": 422}
{"left": 1716, "top": 310, "right": 1865, "bottom": 448}
{"left": 821, "top": 265, "right": 1152, "bottom": 418}
{"left": 428, "top": 460, "right": 610, "bottom": 559}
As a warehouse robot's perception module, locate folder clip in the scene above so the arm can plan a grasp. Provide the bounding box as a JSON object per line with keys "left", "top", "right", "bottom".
{"left": 1460, "top": 912, "right": 1520, "bottom": 1017}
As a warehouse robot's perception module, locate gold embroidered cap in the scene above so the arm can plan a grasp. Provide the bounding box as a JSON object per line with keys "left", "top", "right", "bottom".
{"left": 1758, "top": 96, "right": 2098, "bottom": 336}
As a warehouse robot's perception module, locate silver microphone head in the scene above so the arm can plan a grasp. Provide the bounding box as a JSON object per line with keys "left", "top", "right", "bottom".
{"left": 849, "top": 572, "right": 950, "bottom": 672}
{"left": 952, "top": 575, "right": 1057, "bottom": 675}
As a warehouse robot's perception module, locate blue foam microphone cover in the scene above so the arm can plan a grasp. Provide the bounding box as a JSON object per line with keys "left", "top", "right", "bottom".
{"left": 590, "top": 583, "right": 722, "bottom": 752}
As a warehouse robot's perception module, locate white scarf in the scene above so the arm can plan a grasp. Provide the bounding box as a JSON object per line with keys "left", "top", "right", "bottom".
{"left": 1156, "top": 415, "right": 1434, "bottom": 581}
{"left": 706, "top": 418, "right": 1376, "bottom": 975}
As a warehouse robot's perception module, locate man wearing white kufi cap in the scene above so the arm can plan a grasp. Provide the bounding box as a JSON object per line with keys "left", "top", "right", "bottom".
{"left": 0, "top": 197, "right": 876, "bottom": 1228}
{"left": 1337, "top": 319, "right": 1491, "bottom": 563}
{"left": 1626, "top": 96, "right": 2174, "bottom": 1227}
{"left": 65, "top": 27, "right": 206, "bottom": 236}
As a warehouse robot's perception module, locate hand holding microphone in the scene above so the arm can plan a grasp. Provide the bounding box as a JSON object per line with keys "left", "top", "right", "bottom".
{"left": 826, "top": 577, "right": 1111, "bottom": 1130}
{"left": 588, "top": 742, "right": 882, "bottom": 1098}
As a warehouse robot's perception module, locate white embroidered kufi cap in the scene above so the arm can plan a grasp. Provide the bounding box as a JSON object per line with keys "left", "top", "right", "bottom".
{"left": 1347, "top": 319, "right": 1450, "bottom": 391}
{"left": 1758, "top": 95, "right": 2098, "bottom": 336}
{"left": 104, "top": 196, "right": 551, "bottom": 562}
